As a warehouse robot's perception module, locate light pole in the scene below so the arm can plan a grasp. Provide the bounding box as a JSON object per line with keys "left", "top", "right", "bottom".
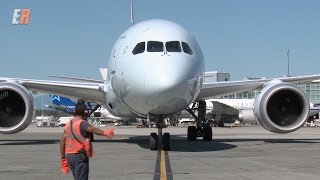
{"left": 286, "top": 49, "right": 290, "bottom": 77}
{"left": 42, "top": 94, "right": 44, "bottom": 118}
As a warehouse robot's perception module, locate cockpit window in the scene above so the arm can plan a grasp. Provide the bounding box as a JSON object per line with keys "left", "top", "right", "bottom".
{"left": 147, "top": 41, "right": 164, "bottom": 52}
{"left": 132, "top": 42, "right": 145, "bottom": 55}
{"left": 165, "top": 41, "right": 181, "bottom": 52}
{"left": 182, "top": 42, "right": 193, "bottom": 55}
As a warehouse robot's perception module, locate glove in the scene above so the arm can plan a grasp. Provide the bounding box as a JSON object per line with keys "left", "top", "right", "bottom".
{"left": 60, "top": 158, "right": 69, "bottom": 174}
{"left": 104, "top": 128, "right": 115, "bottom": 139}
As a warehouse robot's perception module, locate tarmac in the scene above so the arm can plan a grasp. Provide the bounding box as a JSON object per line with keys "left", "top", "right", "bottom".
{"left": 1, "top": 124, "right": 320, "bottom": 180}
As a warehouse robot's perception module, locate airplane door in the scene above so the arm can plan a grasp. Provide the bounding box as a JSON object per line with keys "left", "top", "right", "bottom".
{"left": 111, "top": 36, "right": 126, "bottom": 72}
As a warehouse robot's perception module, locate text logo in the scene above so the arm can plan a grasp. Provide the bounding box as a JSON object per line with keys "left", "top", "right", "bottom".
{"left": 50, "top": 95, "right": 61, "bottom": 102}
{"left": 12, "top": 9, "right": 31, "bottom": 25}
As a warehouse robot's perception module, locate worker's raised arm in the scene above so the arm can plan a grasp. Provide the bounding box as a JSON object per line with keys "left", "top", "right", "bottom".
{"left": 86, "top": 125, "right": 115, "bottom": 139}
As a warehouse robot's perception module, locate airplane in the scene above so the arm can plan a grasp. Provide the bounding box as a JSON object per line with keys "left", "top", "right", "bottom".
{"left": 205, "top": 99, "right": 320, "bottom": 126}
{"left": 49, "top": 95, "right": 101, "bottom": 115}
{"left": 2, "top": 4, "right": 320, "bottom": 151}
{"left": 47, "top": 94, "right": 129, "bottom": 121}
{"left": 175, "top": 99, "right": 320, "bottom": 126}
{"left": 48, "top": 94, "right": 84, "bottom": 114}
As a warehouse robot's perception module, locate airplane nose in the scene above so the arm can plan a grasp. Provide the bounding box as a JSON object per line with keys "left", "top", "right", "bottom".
{"left": 119, "top": 55, "right": 204, "bottom": 116}
{"left": 145, "top": 69, "right": 183, "bottom": 93}
{"left": 144, "top": 56, "right": 196, "bottom": 93}
{"left": 139, "top": 57, "right": 203, "bottom": 114}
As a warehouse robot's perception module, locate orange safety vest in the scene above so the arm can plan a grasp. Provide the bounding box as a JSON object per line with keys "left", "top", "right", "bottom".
{"left": 64, "top": 117, "right": 94, "bottom": 157}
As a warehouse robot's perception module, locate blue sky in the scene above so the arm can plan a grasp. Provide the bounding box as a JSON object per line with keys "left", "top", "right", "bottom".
{"left": 1, "top": 0, "right": 320, "bottom": 80}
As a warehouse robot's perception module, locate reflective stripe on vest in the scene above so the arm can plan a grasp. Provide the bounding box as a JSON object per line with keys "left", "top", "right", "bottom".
{"left": 64, "top": 118, "right": 94, "bottom": 157}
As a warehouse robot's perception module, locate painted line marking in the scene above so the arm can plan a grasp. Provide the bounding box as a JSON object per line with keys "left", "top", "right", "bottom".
{"left": 153, "top": 145, "right": 173, "bottom": 180}
{"left": 160, "top": 147, "right": 167, "bottom": 180}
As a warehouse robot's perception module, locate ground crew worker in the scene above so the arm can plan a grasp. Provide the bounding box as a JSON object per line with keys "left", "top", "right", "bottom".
{"left": 60, "top": 101, "right": 115, "bottom": 180}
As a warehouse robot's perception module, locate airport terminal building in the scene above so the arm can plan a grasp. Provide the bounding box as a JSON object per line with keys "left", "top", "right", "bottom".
{"left": 206, "top": 72, "right": 320, "bottom": 105}
{"left": 225, "top": 79, "right": 320, "bottom": 105}
{"left": 296, "top": 80, "right": 320, "bottom": 105}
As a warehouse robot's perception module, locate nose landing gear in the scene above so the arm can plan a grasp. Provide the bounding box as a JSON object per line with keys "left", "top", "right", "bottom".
{"left": 149, "top": 115, "right": 171, "bottom": 151}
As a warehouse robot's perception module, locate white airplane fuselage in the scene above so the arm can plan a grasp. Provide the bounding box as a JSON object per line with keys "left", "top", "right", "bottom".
{"left": 207, "top": 99, "right": 320, "bottom": 124}
{"left": 105, "top": 19, "right": 205, "bottom": 117}
{"left": 208, "top": 99, "right": 320, "bottom": 116}
{"left": 208, "top": 99, "right": 254, "bottom": 110}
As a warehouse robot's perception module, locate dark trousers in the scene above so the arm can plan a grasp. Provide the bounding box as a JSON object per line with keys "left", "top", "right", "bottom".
{"left": 67, "top": 153, "right": 89, "bottom": 180}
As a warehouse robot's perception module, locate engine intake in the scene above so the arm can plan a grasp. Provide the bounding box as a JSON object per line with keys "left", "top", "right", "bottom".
{"left": 0, "top": 82, "right": 34, "bottom": 134}
{"left": 254, "top": 81, "right": 309, "bottom": 133}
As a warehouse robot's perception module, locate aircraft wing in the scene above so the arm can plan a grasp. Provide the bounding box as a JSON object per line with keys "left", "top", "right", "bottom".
{"left": 0, "top": 77, "right": 105, "bottom": 104}
{"left": 210, "top": 101, "right": 238, "bottom": 115}
{"left": 196, "top": 74, "right": 320, "bottom": 100}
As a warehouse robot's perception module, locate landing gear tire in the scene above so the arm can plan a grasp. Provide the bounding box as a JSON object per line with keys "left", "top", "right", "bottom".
{"left": 150, "top": 132, "right": 158, "bottom": 150}
{"left": 163, "top": 133, "right": 171, "bottom": 151}
{"left": 187, "top": 126, "right": 197, "bottom": 141}
{"left": 203, "top": 125, "right": 212, "bottom": 141}
{"left": 218, "top": 122, "right": 225, "bottom": 127}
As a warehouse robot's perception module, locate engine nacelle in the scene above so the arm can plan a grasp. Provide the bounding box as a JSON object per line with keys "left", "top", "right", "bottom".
{"left": 254, "top": 80, "right": 309, "bottom": 133}
{"left": 0, "top": 82, "right": 34, "bottom": 134}
{"left": 238, "top": 109, "right": 256, "bottom": 124}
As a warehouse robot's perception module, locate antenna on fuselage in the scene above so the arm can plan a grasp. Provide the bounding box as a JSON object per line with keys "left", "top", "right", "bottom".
{"left": 130, "top": 0, "right": 134, "bottom": 26}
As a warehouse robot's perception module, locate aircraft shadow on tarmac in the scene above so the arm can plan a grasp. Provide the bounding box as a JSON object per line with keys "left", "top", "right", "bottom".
{"left": 0, "top": 136, "right": 235, "bottom": 152}
{"left": 1, "top": 137, "right": 320, "bottom": 152}
{"left": 0, "top": 139, "right": 57, "bottom": 146}
{"left": 91, "top": 135, "right": 237, "bottom": 152}
{"left": 93, "top": 136, "right": 320, "bottom": 152}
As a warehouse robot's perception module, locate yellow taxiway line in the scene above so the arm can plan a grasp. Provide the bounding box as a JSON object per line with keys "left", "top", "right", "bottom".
{"left": 160, "top": 146, "right": 167, "bottom": 180}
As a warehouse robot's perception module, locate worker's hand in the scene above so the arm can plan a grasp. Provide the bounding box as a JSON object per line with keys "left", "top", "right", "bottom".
{"left": 60, "top": 158, "right": 69, "bottom": 174}
{"left": 103, "top": 128, "right": 115, "bottom": 139}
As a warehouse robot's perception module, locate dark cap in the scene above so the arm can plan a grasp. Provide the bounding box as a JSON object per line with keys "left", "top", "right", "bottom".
{"left": 75, "top": 100, "right": 86, "bottom": 115}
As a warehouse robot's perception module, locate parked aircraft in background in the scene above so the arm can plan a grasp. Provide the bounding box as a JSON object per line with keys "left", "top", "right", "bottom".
{"left": 2, "top": 3, "right": 320, "bottom": 150}
{"left": 48, "top": 95, "right": 126, "bottom": 121}
{"left": 205, "top": 99, "right": 320, "bottom": 127}
{"left": 47, "top": 94, "right": 83, "bottom": 114}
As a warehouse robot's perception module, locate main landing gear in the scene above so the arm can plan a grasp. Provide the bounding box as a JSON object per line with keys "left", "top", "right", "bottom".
{"left": 186, "top": 100, "right": 212, "bottom": 141}
{"left": 149, "top": 115, "right": 171, "bottom": 151}
{"left": 149, "top": 100, "right": 212, "bottom": 150}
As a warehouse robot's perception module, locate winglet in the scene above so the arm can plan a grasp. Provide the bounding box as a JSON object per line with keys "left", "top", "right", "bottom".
{"left": 99, "top": 68, "right": 108, "bottom": 81}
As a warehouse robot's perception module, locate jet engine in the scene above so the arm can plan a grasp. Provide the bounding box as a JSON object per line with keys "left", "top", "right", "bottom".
{"left": 0, "top": 82, "right": 34, "bottom": 134}
{"left": 253, "top": 80, "right": 309, "bottom": 133}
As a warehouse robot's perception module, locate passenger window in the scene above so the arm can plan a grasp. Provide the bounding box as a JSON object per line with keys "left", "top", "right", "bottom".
{"left": 147, "top": 41, "right": 163, "bottom": 52}
{"left": 132, "top": 42, "right": 145, "bottom": 55}
{"left": 182, "top": 42, "right": 193, "bottom": 55}
{"left": 165, "top": 41, "right": 181, "bottom": 52}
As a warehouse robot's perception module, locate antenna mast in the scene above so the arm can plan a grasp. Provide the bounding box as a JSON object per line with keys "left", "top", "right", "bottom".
{"left": 130, "top": 0, "right": 134, "bottom": 26}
